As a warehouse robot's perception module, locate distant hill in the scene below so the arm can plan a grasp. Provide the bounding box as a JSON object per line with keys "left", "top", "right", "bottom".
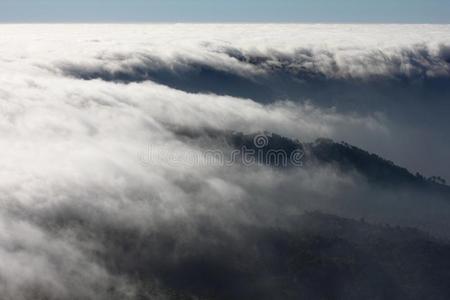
{"left": 227, "top": 132, "right": 450, "bottom": 195}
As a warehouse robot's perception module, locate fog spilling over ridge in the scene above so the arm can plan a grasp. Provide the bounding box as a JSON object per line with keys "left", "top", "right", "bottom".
{"left": 0, "top": 24, "right": 449, "bottom": 299}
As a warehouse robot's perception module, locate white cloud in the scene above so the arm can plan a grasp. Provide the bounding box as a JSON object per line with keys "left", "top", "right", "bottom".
{"left": 0, "top": 24, "right": 449, "bottom": 298}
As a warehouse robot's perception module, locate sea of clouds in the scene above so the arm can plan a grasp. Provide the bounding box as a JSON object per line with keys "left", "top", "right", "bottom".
{"left": 0, "top": 24, "right": 449, "bottom": 299}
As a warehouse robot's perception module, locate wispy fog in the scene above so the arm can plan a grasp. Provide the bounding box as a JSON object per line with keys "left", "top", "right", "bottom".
{"left": 0, "top": 24, "right": 449, "bottom": 299}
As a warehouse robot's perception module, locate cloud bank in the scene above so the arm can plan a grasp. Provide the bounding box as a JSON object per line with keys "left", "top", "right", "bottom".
{"left": 0, "top": 24, "right": 449, "bottom": 299}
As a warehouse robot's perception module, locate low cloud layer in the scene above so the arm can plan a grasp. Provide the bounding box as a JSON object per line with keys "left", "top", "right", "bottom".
{"left": 0, "top": 24, "right": 449, "bottom": 299}
{"left": 48, "top": 28, "right": 450, "bottom": 179}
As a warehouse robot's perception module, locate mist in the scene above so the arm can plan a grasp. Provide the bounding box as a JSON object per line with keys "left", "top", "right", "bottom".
{"left": 0, "top": 24, "right": 449, "bottom": 299}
